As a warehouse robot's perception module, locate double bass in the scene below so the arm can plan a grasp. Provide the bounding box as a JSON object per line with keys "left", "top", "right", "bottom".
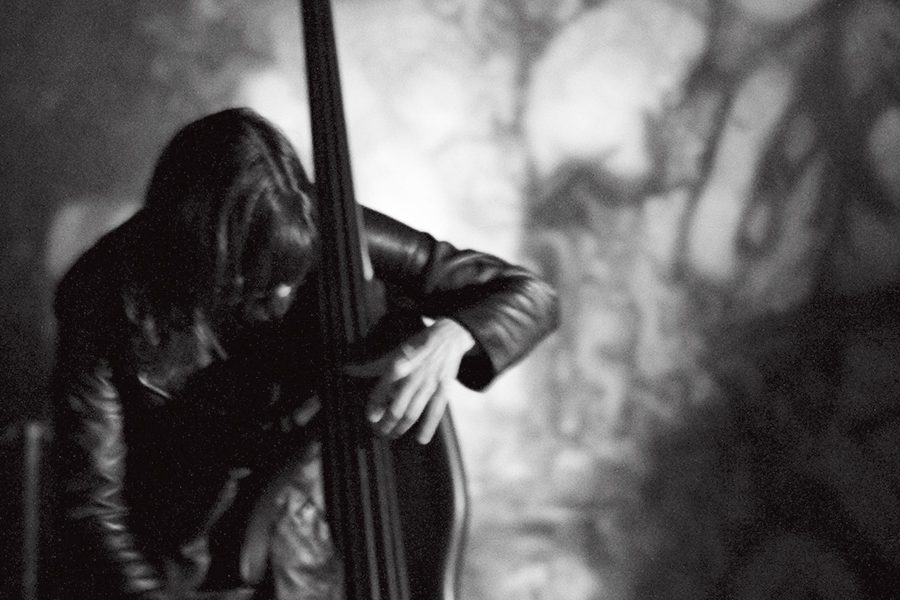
{"left": 300, "top": 2, "right": 469, "bottom": 599}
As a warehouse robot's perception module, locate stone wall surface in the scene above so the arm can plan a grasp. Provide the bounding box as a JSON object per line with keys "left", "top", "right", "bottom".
{"left": 6, "top": 0, "right": 900, "bottom": 598}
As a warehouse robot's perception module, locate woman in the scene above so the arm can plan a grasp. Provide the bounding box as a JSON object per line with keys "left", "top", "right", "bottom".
{"left": 52, "top": 108, "right": 558, "bottom": 599}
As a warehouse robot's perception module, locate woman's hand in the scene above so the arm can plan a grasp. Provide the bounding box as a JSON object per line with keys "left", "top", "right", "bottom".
{"left": 344, "top": 318, "right": 476, "bottom": 444}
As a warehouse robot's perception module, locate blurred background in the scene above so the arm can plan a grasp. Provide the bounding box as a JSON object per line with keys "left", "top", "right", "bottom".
{"left": 4, "top": 0, "right": 900, "bottom": 598}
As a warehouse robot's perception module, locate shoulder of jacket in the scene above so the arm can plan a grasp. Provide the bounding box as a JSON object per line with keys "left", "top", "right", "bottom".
{"left": 54, "top": 216, "right": 148, "bottom": 327}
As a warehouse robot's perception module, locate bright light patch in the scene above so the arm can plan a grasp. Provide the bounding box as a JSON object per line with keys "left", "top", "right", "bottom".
{"left": 46, "top": 197, "right": 139, "bottom": 282}
{"left": 687, "top": 65, "right": 795, "bottom": 282}
{"left": 274, "top": 284, "right": 293, "bottom": 299}
{"left": 237, "top": 69, "right": 313, "bottom": 168}
{"left": 868, "top": 106, "right": 900, "bottom": 205}
{"left": 525, "top": 0, "right": 706, "bottom": 180}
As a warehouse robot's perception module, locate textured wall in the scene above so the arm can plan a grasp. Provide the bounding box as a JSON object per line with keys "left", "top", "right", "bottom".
{"left": 518, "top": 0, "right": 900, "bottom": 598}
{"left": 4, "top": 0, "right": 900, "bottom": 598}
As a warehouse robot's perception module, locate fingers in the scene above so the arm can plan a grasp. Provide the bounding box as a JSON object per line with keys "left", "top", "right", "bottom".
{"left": 293, "top": 395, "right": 321, "bottom": 426}
{"left": 347, "top": 320, "right": 470, "bottom": 443}
{"left": 375, "top": 376, "right": 438, "bottom": 440}
{"left": 362, "top": 346, "right": 421, "bottom": 422}
{"left": 345, "top": 335, "right": 423, "bottom": 378}
{"left": 415, "top": 383, "right": 449, "bottom": 445}
{"left": 369, "top": 364, "right": 423, "bottom": 436}
{"left": 275, "top": 396, "right": 321, "bottom": 432}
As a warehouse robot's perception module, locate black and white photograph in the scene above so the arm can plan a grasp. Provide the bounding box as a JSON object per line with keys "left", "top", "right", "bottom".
{"left": 3, "top": 1, "right": 900, "bottom": 599}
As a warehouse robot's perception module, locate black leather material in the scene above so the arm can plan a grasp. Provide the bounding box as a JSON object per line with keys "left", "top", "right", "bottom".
{"left": 51, "top": 207, "right": 558, "bottom": 599}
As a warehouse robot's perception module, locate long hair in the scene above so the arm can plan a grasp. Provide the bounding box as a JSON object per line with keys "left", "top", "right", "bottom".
{"left": 141, "top": 108, "right": 318, "bottom": 322}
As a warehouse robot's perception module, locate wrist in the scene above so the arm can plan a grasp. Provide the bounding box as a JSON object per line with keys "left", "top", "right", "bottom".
{"left": 434, "top": 318, "right": 476, "bottom": 353}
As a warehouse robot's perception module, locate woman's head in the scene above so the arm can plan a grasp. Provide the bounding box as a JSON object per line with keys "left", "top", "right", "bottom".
{"left": 143, "top": 108, "right": 317, "bottom": 326}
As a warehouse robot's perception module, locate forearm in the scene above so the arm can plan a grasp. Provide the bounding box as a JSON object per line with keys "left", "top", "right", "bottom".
{"left": 364, "top": 207, "right": 559, "bottom": 389}
{"left": 54, "top": 361, "right": 167, "bottom": 598}
{"left": 441, "top": 274, "right": 559, "bottom": 388}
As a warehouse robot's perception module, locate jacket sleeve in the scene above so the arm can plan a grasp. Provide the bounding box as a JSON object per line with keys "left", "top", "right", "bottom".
{"left": 363, "top": 207, "right": 559, "bottom": 390}
{"left": 52, "top": 275, "right": 168, "bottom": 599}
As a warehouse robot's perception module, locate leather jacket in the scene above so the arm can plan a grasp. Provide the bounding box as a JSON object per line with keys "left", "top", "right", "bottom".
{"left": 51, "top": 207, "right": 558, "bottom": 599}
